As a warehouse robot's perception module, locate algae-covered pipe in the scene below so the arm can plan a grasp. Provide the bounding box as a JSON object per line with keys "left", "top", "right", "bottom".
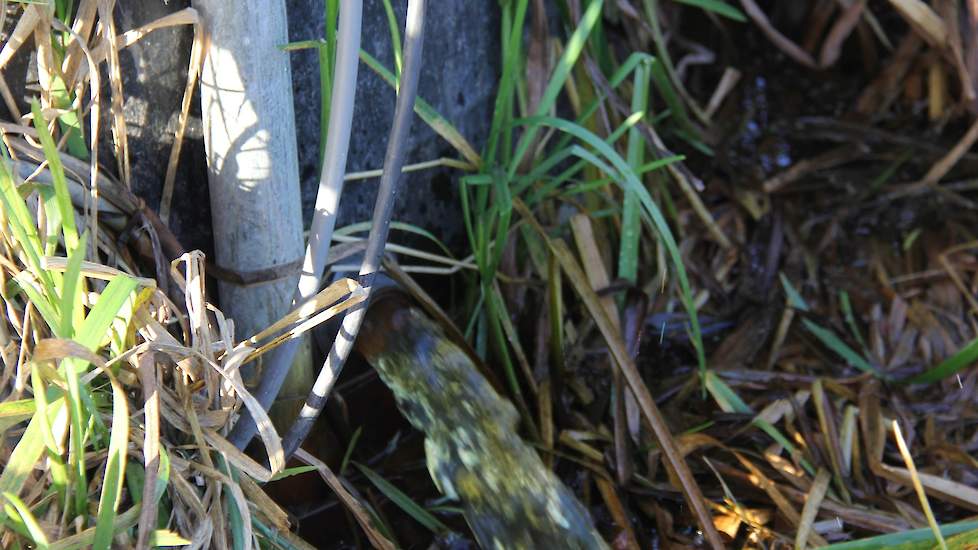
{"left": 358, "top": 295, "right": 609, "bottom": 549}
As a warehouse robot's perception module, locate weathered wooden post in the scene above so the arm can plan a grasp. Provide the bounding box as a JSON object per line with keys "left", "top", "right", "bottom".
{"left": 193, "top": 0, "right": 309, "bottom": 395}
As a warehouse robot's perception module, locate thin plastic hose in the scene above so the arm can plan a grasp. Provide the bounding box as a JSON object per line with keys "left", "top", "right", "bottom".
{"left": 281, "top": 0, "right": 427, "bottom": 459}
{"left": 229, "top": 0, "right": 363, "bottom": 449}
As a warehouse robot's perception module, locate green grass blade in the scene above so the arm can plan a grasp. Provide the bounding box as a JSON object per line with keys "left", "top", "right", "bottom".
{"left": 58, "top": 232, "right": 88, "bottom": 339}
{"left": 904, "top": 336, "right": 978, "bottom": 385}
{"left": 705, "top": 372, "right": 816, "bottom": 475}
{"left": 704, "top": 370, "right": 750, "bottom": 413}
{"left": 155, "top": 446, "right": 171, "bottom": 501}
{"left": 673, "top": 126, "right": 714, "bottom": 156}
{"left": 47, "top": 504, "right": 141, "bottom": 550}
{"left": 459, "top": 178, "right": 479, "bottom": 274}
{"left": 339, "top": 426, "right": 362, "bottom": 476}
{"left": 359, "top": 50, "right": 481, "bottom": 167}
{"left": 822, "top": 520, "right": 978, "bottom": 550}
{"left": 520, "top": 111, "right": 645, "bottom": 200}
{"left": 0, "top": 399, "right": 35, "bottom": 434}
{"left": 75, "top": 275, "right": 139, "bottom": 351}
{"left": 30, "top": 365, "right": 69, "bottom": 507}
{"left": 64, "top": 357, "right": 89, "bottom": 520}
{"left": 51, "top": 76, "right": 88, "bottom": 161}
{"left": 0, "top": 507, "right": 32, "bottom": 541}
{"left": 541, "top": 51, "right": 656, "bottom": 164}
{"left": 838, "top": 290, "right": 870, "bottom": 354}
{"left": 802, "top": 319, "right": 881, "bottom": 377}
{"left": 126, "top": 447, "right": 171, "bottom": 526}
{"left": 516, "top": 146, "right": 578, "bottom": 190}
{"left": 317, "top": 0, "right": 339, "bottom": 172}
{"left": 648, "top": 55, "right": 690, "bottom": 130}
{"left": 123, "top": 446, "right": 170, "bottom": 529}
{"left": 92, "top": 373, "right": 130, "bottom": 550}
{"left": 30, "top": 100, "right": 79, "bottom": 254}
{"left": 563, "top": 51, "right": 654, "bottom": 144}
{"left": 354, "top": 462, "right": 449, "bottom": 534}
{"left": 587, "top": 0, "right": 615, "bottom": 74}
{"left": 335, "top": 220, "right": 455, "bottom": 258}
{"left": 672, "top": 0, "right": 746, "bottom": 22}
{"left": 945, "top": 528, "right": 978, "bottom": 550}
{"left": 380, "top": 0, "right": 403, "bottom": 77}
{"left": 3, "top": 492, "right": 50, "bottom": 549}
{"left": 317, "top": 45, "right": 332, "bottom": 173}
{"left": 620, "top": 60, "right": 651, "bottom": 284}
{"left": 868, "top": 150, "right": 912, "bottom": 193}
{"left": 39, "top": 185, "right": 65, "bottom": 256}
{"left": 489, "top": 173, "right": 514, "bottom": 274}
{"left": 61, "top": 274, "right": 136, "bottom": 523}
{"left": 485, "top": 0, "right": 528, "bottom": 167}
{"left": 0, "top": 159, "right": 57, "bottom": 294}
{"left": 0, "top": 399, "right": 65, "bottom": 524}
{"left": 218, "top": 456, "right": 246, "bottom": 550}
{"left": 486, "top": 284, "right": 528, "bottom": 418}
{"left": 124, "top": 462, "right": 146, "bottom": 504}
{"left": 253, "top": 515, "right": 317, "bottom": 549}
{"left": 11, "top": 272, "right": 61, "bottom": 336}
{"left": 561, "top": 155, "right": 684, "bottom": 197}
{"left": 642, "top": 0, "right": 706, "bottom": 126}
{"left": 508, "top": 0, "right": 604, "bottom": 176}
{"left": 779, "top": 273, "right": 810, "bottom": 311}
{"left": 516, "top": 115, "right": 707, "bottom": 375}
{"left": 567, "top": 146, "right": 630, "bottom": 190}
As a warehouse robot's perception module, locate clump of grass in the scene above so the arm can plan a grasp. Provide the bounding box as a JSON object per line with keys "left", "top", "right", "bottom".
{"left": 0, "top": 103, "right": 336, "bottom": 546}
{"left": 0, "top": 4, "right": 378, "bottom": 548}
